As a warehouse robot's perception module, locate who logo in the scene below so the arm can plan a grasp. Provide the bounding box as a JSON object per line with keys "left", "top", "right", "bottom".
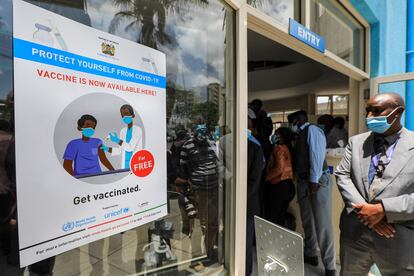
{"left": 62, "top": 222, "right": 75, "bottom": 232}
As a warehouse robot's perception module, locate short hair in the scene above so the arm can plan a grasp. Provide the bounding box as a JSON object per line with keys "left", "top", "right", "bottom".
{"left": 372, "top": 92, "right": 405, "bottom": 109}
{"left": 192, "top": 115, "right": 205, "bottom": 126}
{"left": 334, "top": 117, "right": 345, "bottom": 128}
{"left": 317, "top": 114, "right": 334, "bottom": 125}
{"left": 275, "top": 127, "right": 294, "bottom": 144}
{"left": 250, "top": 99, "right": 263, "bottom": 111}
{"left": 77, "top": 114, "right": 97, "bottom": 128}
{"left": 120, "top": 104, "right": 134, "bottom": 115}
{"left": 287, "top": 110, "right": 308, "bottom": 123}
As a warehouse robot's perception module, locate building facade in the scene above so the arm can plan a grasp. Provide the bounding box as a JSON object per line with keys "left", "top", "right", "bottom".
{"left": 0, "top": 0, "right": 409, "bottom": 275}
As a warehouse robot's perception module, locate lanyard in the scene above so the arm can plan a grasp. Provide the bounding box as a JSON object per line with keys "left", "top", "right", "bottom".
{"left": 372, "top": 139, "right": 398, "bottom": 169}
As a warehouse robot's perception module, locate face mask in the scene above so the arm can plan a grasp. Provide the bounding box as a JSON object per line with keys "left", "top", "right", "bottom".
{"left": 270, "top": 134, "right": 280, "bottom": 145}
{"left": 212, "top": 126, "right": 221, "bottom": 141}
{"left": 194, "top": 124, "right": 207, "bottom": 141}
{"left": 366, "top": 107, "right": 399, "bottom": 134}
{"left": 82, "top": 127, "right": 95, "bottom": 138}
{"left": 290, "top": 124, "right": 299, "bottom": 134}
{"left": 122, "top": 116, "right": 133, "bottom": 124}
{"left": 195, "top": 124, "right": 207, "bottom": 134}
{"left": 247, "top": 129, "right": 253, "bottom": 140}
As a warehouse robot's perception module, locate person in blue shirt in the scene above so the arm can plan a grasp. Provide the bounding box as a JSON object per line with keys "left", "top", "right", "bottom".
{"left": 288, "top": 110, "right": 336, "bottom": 276}
{"left": 63, "top": 114, "right": 114, "bottom": 177}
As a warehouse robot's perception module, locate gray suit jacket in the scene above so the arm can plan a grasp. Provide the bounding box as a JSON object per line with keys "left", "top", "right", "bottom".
{"left": 335, "top": 128, "right": 414, "bottom": 268}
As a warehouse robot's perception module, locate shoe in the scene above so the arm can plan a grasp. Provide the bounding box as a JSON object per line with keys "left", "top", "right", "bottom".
{"left": 304, "top": 255, "right": 319, "bottom": 266}
{"left": 325, "top": 269, "right": 336, "bottom": 276}
{"left": 189, "top": 261, "right": 205, "bottom": 272}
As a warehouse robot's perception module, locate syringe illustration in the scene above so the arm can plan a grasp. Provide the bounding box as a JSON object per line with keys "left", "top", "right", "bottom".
{"left": 33, "top": 23, "right": 54, "bottom": 46}
{"left": 48, "top": 19, "right": 68, "bottom": 51}
{"left": 140, "top": 56, "right": 159, "bottom": 74}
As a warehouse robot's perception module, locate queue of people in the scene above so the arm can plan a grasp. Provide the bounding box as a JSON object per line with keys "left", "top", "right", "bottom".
{"left": 245, "top": 100, "right": 337, "bottom": 276}
{"left": 247, "top": 93, "right": 414, "bottom": 276}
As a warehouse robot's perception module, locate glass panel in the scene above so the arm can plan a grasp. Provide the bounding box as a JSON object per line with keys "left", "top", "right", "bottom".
{"left": 316, "top": 95, "right": 331, "bottom": 115}
{"left": 0, "top": 0, "right": 234, "bottom": 274}
{"left": 332, "top": 95, "right": 348, "bottom": 115}
{"left": 379, "top": 81, "right": 412, "bottom": 127}
{"left": 269, "top": 111, "right": 284, "bottom": 124}
{"left": 309, "top": 0, "right": 364, "bottom": 70}
{"left": 247, "top": 0, "right": 298, "bottom": 26}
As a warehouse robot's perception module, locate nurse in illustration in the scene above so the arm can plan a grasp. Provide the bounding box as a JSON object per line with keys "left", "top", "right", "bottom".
{"left": 101, "top": 104, "right": 143, "bottom": 169}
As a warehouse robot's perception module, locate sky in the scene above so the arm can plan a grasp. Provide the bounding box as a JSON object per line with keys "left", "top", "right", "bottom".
{"left": 86, "top": 0, "right": 229, "bottom": 90}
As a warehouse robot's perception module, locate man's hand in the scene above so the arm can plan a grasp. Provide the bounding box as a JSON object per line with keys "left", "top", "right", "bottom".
{"left": 352, "top": 203, "right": 385, "bottom": 228}
{"left": 372, "top": 220, "right": 396, "bottom": 239}
{"left": 308, "top": 182, "right": 320, "bottom": 194}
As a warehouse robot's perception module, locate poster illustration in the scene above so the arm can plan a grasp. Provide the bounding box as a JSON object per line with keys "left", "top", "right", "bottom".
{"left": 13, "top": 0, "right": 167, "bottom": 267}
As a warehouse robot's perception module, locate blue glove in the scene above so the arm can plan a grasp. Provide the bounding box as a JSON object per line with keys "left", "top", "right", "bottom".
{"left": 109, "top": 132, "right": 121, "bottom": 144}
{"left": 100, "top": 145, "right": 110, "bottom": 152}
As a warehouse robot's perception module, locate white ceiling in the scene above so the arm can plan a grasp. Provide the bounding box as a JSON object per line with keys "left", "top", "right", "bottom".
{"left": 247, "top": 30, "right": 349, "bottom": 101}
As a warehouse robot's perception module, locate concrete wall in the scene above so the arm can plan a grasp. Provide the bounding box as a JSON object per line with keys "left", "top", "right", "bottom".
{"left": 263, "top": 95, "right": 308, "bottom": 113}
{"left": 350, "top": 0, "right": 407, "bottom": 77}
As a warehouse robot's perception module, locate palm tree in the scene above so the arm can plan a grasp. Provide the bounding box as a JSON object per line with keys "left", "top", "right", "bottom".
{"left": 109, "top": 0, "right": 209, "bottom": 49}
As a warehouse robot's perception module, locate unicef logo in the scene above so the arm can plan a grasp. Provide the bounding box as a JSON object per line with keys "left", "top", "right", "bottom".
{"left": 123, "top": 207, "right": 130, "bottom": 213}
{"left": 62, "top": 222, "right": 75, "bottom": 232}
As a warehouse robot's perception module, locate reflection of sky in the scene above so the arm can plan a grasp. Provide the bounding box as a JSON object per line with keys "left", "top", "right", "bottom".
{"left": 0, "top": 0, "right": 12, "bottom": 33}
{"left": 253, "top": 0, "right": 293, "bottom": 26}
{"left": 86, "top": 0, "right": 228, "bottom": 89}
{"left": 0, "top": 0, "right": 13, "bottom": 101}
{"left": 0, "top": 0, "right": 230, "bottom": 101}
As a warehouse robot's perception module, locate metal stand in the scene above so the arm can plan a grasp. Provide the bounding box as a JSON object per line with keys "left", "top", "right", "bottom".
{"left": 255, "top": 216, "right": 304, "bottom": 276}
{"left": 143, "top": 219, "right": 176, "bottom": 268}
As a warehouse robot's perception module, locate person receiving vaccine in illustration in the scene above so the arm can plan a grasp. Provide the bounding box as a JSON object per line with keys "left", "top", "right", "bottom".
{"left": 63, "top": 114, "right": 114, "bottom": 177}
{"left": 101, "top": 104, "right": 143, "bottom": 169}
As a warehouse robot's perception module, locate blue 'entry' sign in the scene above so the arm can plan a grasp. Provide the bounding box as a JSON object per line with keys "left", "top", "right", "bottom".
{"left": 289, "top": 18, "right": 325, "bottom": 53}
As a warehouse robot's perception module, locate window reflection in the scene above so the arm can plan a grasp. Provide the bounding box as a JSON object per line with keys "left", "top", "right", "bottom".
{"left": 0, "top": 0, "right": 233, "bottom": 274}
{"left": 310, "top": 0, "right": 364, "bottom": 69}
{"left": 248, "top": 0, "right": 298, "bottom": 26}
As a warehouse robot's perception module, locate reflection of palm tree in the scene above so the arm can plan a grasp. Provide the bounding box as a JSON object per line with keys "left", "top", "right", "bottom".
{"left": 247, "top": 0, "right": 263, "bottom": 8}
{"left": 109, "top": 0, "right": 208, "bottom": 49}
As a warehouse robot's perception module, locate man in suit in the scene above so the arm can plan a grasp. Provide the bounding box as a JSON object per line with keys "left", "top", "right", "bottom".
{"left": 336, "top": 92, "right": 414, "bottom": 275}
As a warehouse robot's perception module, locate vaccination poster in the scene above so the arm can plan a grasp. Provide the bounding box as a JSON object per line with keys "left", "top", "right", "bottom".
{"left": 13, "top": 0, "right": 167, "bottom": 267}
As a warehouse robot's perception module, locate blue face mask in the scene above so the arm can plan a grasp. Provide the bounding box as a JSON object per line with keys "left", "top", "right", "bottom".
{"left": 212, "top": 126, "right": 221, "bottom": 140}
{"left": 290, "top": 124, "right": 299, "bottom": 134}
{"left": 270, "top": 134, "right": 280, "bottom": 144}
{"left": 247, "top": 129, "right": 253, "bottom": 139}
{"left": 122, "top": 116, "right": 133, "bottom": 125}
{"left": 82, "top": 127, "right": 95, "bottom": 138}
{"left": 366, "top": 107, "right": 399, "bottom": 134}
{"left": 195, "top": 124, "right": 207, "bottom": 135}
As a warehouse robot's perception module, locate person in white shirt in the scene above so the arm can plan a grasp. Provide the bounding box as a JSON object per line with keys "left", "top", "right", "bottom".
{"left": 101, "top": 104, "right": 143, "bottom": 169}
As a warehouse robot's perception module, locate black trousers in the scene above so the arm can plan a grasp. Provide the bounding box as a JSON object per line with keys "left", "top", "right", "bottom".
{"left": 245, "top": 215, "right": 255, "bottom": 276}
{"left": 264, "top": 179, "right": 295, "bottom": 226}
